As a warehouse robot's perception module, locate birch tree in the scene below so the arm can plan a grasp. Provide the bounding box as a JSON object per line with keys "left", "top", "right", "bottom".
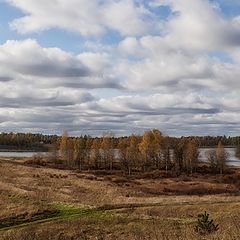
{"left": 216, "top": 141, "right": 228, "bottom": 174}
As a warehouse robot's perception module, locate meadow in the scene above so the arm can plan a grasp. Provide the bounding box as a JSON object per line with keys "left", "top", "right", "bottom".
{"left": 0, "top": 156, "right": 240, "bottom": 240}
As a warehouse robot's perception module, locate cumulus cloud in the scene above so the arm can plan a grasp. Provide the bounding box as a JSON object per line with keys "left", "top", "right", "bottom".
{"left": 0, "top": 76, "right": 12, "bottom": 82}
{"left": 101, "top": 0, "right": 156, "bottom": 36}
{"left": 114, "top": 0, "right": 240, "bottom": 92}
{"left": 0, "top": 90, "right": 239, "bottom": 135}
{"left": 7, "top": 0, "right": 104, "bottom": 35}
{"left": 0, "top": 0, "right": 240, "bottom": 135}
{"left": 151, "top": 0, "right": 240, "bottom": 51}
{"left": 0, "top": 39, "right": 89, "bottom": 78}
{"left": 0, "top": 86, "right": 95, "bottom": 108}
{"left": 7, "top": 0, "right": 157, "bottom": 36}
{"left": 15, "top": 93, "right": 240, "bottom": 135}
{"left": 0, "top": 39, "right": 122, "bottom": 89}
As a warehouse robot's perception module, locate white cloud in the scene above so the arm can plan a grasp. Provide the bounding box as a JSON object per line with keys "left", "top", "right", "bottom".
{"left": 77, "top": 52, "right": 110, "bottom": 74}
{"left": 149, "top": 0, "right": 240, "bottom": 54}
{"left": 0, "top": 39, "right": 89, "bottom": 77}
{"left": 8, "top": 0, "right": 104, "bottom": 35}
{"left": 102, "top": 0, "right": 155, "bottom": 36}
{"left": 115, "top": 0, "right": 240, "bottom": 92}
{"left": 118, "top": 37, "right": 141, "bottom": 56}
{"left": 0, "top": 39, "right": 122, "bottom": 89}
{"left": 8, "top": 0, "right": 156, "bottom": 36}
{"left": 1, "top": 0, "right": 240, "bottom": 135}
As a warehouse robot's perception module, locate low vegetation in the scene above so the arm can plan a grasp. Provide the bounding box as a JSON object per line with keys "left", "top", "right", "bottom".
{"left": 236, "top": 144, "right": 240, "bottom": 159}
{"left": 27, "top": 130, "right": 233, "bottom": 179}
{"left": 195, "top": 211, "right": 219, "bottom": 235}
{"left": 0, "top": 129, "right": 240, "bottom": 239}
{"left": 1, "top": 154, "right": 240, "bottom": 239}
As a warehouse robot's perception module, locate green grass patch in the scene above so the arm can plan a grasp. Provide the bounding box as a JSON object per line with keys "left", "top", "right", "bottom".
{"left": 52, "top": 203, "right": 111, "bottom": 218}
{"left": 2, "top": 200, "right": 237, "bottom": 232}
{"left": 0, "top": 203, "right": 113, "bottom": 231}
{"left": 0, "top": 209, "right": 60, "bottom": 229}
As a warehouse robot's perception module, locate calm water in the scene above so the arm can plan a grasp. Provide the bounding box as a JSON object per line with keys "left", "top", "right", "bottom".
{"left": 0, "top": 148, "right": 239, "bottom": 166}
{"left": 199, "top": 148, "right": 240, "bottom": 167}
{"left": 0, "top": 151, "right": 46, "bottom": 158}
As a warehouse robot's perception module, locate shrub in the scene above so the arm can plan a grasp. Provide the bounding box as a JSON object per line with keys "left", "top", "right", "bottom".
{"left": 222, "top": 174, "right": 240, "bottom": 184}
{"left": 141, "top": 170, "right": 162, "bottom": 179}
{"left": 195, "top": 211, "right": 219, "bottom": 235}
{"left": 111, "top": 177, "right": 128, "bottom": 184}
{"left": 25, "top": 154, "right": 46, "bottom": 166}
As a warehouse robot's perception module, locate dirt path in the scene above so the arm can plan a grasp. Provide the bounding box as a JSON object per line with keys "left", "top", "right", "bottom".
{"left": 1, "top": 198, "right": 240, "bottom": 232}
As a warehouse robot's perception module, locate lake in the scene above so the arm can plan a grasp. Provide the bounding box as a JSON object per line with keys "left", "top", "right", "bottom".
{"left": 0, "top": 147, "right": 239, "bottom": 167}
{"left": 199, "top": 148, "right": 240, "bottom": 167}
{"left": 0, "top": 151, "right": 47, "bottom": 158}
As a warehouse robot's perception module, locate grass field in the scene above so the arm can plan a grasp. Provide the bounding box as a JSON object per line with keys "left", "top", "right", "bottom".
{"left": 0, "top": 157, "right": 240, "bottom": 239}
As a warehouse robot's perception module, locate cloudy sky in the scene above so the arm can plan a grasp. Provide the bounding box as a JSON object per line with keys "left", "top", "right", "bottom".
{"left": 0, "top": 0, "right": 240, "bottom": 136}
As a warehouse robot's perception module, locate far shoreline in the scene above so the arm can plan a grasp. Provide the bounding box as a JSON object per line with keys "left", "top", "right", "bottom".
{"left": 0, "top": 149, "right": 48, "bottom": 152}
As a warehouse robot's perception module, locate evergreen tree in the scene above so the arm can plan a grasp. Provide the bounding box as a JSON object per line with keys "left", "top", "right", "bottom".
{"left": 195, "top": 211, "right": 219, "bottom": 235}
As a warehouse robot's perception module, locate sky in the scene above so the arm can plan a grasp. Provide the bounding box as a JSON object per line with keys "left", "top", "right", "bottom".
{"left": 0, "top": 0, "right": 240, "bottom": 136}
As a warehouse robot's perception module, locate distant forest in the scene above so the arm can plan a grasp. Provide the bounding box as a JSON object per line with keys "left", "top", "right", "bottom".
{"left": 1, "top": 131, "right": 240, "bottom": 175}
{"left": 0, "top": 132, "right": 240, "bottom": 151}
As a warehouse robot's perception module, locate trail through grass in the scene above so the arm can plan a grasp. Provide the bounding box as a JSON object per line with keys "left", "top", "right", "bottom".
{"left": 1, "top": 198, "right": 240, "bottom": 232}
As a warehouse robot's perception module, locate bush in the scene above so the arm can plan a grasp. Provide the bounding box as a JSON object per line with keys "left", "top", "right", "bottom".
{"left": 111, "top": 177, "right": 128, "bottom": 184}
{"left": 25, "top": 154, "right": 46, "bottom": 166}
{"left": 141, "top": 170, "right": 162, "bottom": 179}
{"left": 222, "top": 174, "right": 240, "bottom": 184}
{"left": 195, "top": 211, "right": 219, "bottom": 235}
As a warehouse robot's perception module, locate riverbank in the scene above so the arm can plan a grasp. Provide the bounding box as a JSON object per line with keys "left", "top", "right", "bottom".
{"left": 0, "top": 149, "right": 47, "bottom": 152}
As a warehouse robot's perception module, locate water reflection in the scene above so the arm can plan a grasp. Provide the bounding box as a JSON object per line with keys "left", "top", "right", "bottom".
{"left": 0, "top": 148, "right": 239, "bottom": 167}
{"left": 0, "top": 151, "right": 46, "bottom": 158}
{"left": 199, "top": 148, "right": 240, "bottom": 167}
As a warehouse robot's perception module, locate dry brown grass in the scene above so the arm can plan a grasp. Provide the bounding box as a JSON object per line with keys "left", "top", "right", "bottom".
{"left": 1, "top": 202, "right": 240, "bottom": 240}
{"left": 1, "top": 157, "right": 240, "bottom": 239}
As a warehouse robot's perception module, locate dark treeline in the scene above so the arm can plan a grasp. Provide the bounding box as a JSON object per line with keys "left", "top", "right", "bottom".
{"left": 39, "top": 129, "right": 239, "bottom": 176}
{"left": 1, "top": 132, "right": 240, "bottom": 150}
{"left": 0, "top": 132, "right": 58, "bottom": 150}
{"left": 186, "top": 135, "right": 240, "bottom": 147}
